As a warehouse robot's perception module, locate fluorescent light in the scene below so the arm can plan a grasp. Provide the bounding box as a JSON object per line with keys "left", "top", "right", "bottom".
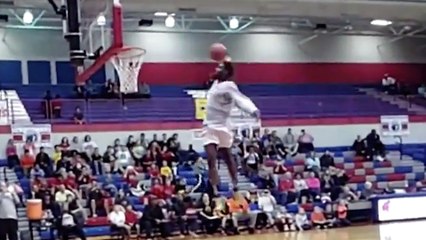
{"left": 22, "top": 10, "right": 33, "bottom": 25}
{"left": 165, "top": 15, "right": 175, "bottom": 28}
{"left": 371, "top": 19, "right": 392, "bottom": 26}
{"left": 229, "top": 17, "right": 239, "bottom": 30}
{"left": 96, "top": 14, "right": 106, "bottom": 26}
{"left": 154, "top": 12, "right": 168, "bottom": 17}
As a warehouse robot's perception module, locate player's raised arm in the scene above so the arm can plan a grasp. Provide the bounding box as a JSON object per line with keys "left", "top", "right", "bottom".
{"left": 226, "top": 81, "right": 259, "bottom": 117}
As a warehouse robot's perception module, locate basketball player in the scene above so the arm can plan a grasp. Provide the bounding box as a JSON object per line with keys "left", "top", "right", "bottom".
{"left": 203, "top": 55, "right": 260, "bottom": 196}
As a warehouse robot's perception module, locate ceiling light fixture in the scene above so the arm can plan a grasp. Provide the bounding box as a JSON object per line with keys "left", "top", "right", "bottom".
{"left": 370, "top": 19, "right": 392, "bottom": 26}
{"left": 165, "top": 15, "right": 175, "bottom": 28}
{"left": 154, "top": 12, "right": 168, "bottom": 17}
{"left": 229, "top": 17, "right": 239, "bottom": 30}
{"left": 22, "top": 10, "right": 34, "bottom": 25}
{"left": 96, "top": 14, "right": 106, "bottom": 26}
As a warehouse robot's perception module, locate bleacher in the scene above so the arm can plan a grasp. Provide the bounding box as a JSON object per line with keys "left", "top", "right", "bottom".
{"left": 9, "top": 84, "right": 413, "bottom": 123}
{"left": 5, "top": 143, "right": 426, "bottom": 239}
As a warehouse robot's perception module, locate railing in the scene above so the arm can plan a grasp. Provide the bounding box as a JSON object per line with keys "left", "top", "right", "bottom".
{"left": 12, "top": 95, "right": 426, "bottom": 124}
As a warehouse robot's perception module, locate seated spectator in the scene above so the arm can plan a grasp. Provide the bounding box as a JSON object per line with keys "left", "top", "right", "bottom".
{"left": 131, "top": 140, "right": 146, "bottom": 167}
{"left": 319, "top": 150, "right": 335, "bottom": 170}
{"left": 323, "top": 203, "right": 336, "bottom": 227}
{"left": 358, "top": 181, "right": 377, "bottom": 200}
{"left": 90, "top": 147, "right": 103, "bottom": 175}
{"left": 339, "top": 185, "right": 359, "bottom": 202}
{"left": 311, "top": 206, "right": 327, "bottom": 229}
{"left": 297, "top": 129, "right": 314, "bottom": 153}
{"left": 70, "top": 136, "right": 81, "bottom": 153}
{"left": 382, "top": 73, "right": 398, "bottom": 94}
{"left": 383, "top": 182, "right": 396, "bottom": 194}
{"left": 258, "top": 190, "right": 277, "bottom": 227}
{"left": 73, "top": 107, "right": 85, "bottom": 125}
{"left": 76, "top": 167, "right": 92, "bottom": 197}
{"left": 305, "top": 152, "right": 320, "bottom": 174}
{"left": 320, "top": 171, "right": 335, "bottom": 194}
{"left": 142, "top": 198, "right": 171, "bottom": 240}
{"left": 306, "top": 171, "right": 321, "bottom": 199}
{"left": 124, "top": 204, "right": 141, "bottom": 236}
{"left": 51, "top": 94, "right": 62, "bottom": 118}
{"left": 54, "top": 184, "right": 75, "bottom": 208}
{"left": 272, "top": 159, "right": 287, "bottom": 184}
{"left": 277, "top": 172, "right": 296, "bottom": 205}
{"left": 42, "top": 90, "right": 53, "bottom": 118}
{"left": 274, "top": 206, "right": 294, "bottom": 232}
{"left": 198, "top": 193, "right": 221, "bottom": 235}
{"left": 160, "top": 160, "right": 173, "bottom": 181}
{"left": 103, "top": 146, "right": 116, "bottom": 173}
{"left": 81, "top": 135, "right": 97, "bottom": 159}
{"left": 293, "top": 173, "right": 310, "bottom": 203}
{"left": 61, "top": 207, "right": 87, "bottom": 240}
{"left": 51, "top": 145, "right": 62, "bottom": 171}
{"left": 336, "top": 200, "right": 351, "bottom": 227}
{"left": 294, "top": 207, "right": 311, "bottom": 231}
{"left": 88, "top": 181, "right": 108, "bottom": 217}
{"left": 282, "top": 128, "right": 298, "bottom": 158}
{"left": 171, "top": 193, "right": 198, "bottom": 237}
{"left": 227, "top": 190, "right": 257, "bottom": 234}
{"left": 35, "top": 147, "right": 52, "bottom": 176}
{"left": 244, "top": 146, "right": 260, "bottom": 177}
{"left": 115, "top": 145, "right": 132, "bottom": 171}
{"left": 351, "top": 135, "right": 367, "bottom": 157}
{"left": 30, "top": 164, "right": 45, "bottom": 179}
{"left": 257, "top": 167, "right": 276, "bottom": 190}
{"left": 21, "top": 149, "right": 36, "bottom": 176}
{"left": 6, "top": 139, "right": 19, "bottom": 169}
{"left": 109, "top": 204, "right": 131, "bottom": 240}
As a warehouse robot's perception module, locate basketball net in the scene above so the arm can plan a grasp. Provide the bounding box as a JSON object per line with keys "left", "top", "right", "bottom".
{"left": 110, "top": 47, "right": 146, "bottom": 94}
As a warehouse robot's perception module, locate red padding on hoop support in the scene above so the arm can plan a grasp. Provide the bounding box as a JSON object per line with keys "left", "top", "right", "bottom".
{"left": 112, "top": 2, "right": 123, "bottom": 48}
{"left": 76, "top": 47, "right": 118, "bottom": 83}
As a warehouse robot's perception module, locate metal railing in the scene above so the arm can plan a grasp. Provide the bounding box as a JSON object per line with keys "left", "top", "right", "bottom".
{"left": 12, "top": 94, "right": 425, "bottom": 124}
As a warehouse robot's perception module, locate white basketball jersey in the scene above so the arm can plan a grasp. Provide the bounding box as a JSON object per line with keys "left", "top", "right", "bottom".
{"left": 204, "top": 80, "right": 258, "bottom": 130}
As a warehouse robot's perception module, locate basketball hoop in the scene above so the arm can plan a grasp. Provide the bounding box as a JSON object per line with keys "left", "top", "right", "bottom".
{"left": 110, "top": 47, "right": 146, "bottom": 94}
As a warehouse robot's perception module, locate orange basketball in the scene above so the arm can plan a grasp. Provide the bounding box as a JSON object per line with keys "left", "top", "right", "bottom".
{"left": 210, "top": 43, "right": 227, "bottom": 61}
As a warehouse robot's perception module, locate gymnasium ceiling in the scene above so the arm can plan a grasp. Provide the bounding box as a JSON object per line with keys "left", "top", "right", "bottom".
{"left": 1, "top": 0, "right": 426, "bottom": 37}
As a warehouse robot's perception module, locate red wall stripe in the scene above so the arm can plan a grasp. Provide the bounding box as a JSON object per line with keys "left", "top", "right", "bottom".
{"left": 138, "top": 63, "right": 426, "bottom": 85}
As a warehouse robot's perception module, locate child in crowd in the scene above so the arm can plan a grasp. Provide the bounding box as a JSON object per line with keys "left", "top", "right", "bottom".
{"left": 336, "top": 199, "right": 351, "bottom": 227}
{"left": 294, "top": 207, "right": 312, "bottom": 231}
{"left": 311, "top": 206, "right": 328, "bottom": 229}
{"left": 274, "top": 206, "right": 294, "bottom": 232}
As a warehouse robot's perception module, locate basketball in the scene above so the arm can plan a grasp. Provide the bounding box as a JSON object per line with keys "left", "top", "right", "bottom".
{"left": 210, "top": 43, "right": 227, "bottom": 61}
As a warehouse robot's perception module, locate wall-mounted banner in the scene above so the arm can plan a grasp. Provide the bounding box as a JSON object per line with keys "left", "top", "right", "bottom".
{"left": 11, "top": 124, "right": 52, "bottom": 154}
{"left": 380, "top": 115, "right": 409, "bottom": 137}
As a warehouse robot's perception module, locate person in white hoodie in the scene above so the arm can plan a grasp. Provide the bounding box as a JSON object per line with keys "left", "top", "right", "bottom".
{"left": 257, "top": 190, "right": 277, "bottom": 226}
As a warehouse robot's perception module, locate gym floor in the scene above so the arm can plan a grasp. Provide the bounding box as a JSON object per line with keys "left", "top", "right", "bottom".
{"left": 86, "top": 220, "right": 421, "bottom": 240}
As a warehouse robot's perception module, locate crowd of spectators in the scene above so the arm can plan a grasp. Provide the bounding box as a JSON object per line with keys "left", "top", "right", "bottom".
{"left": 2, "top": 126, "right": 417, "bottom": 239}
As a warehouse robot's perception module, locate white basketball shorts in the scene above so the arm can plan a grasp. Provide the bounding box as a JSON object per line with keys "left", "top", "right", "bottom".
{"left": 202, "top": 127, "right": 233, "bottom": 148}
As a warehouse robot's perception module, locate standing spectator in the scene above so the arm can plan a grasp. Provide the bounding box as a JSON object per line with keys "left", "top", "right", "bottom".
{"left": 43, "top": 90, "right": 52, "bottom": 119}
{"left": 35, "top": 147, "right": 52, "bottom": 176}
{"left": 244, "top": 146, "right": 260, "bottom": 177}
{"left": 294, "top": 207, "right": 311, "bottom": 231}
{"left": 365, "top": 130, "right": 385, "bottom": 161}
{"left": 319, "top": 150, "right": 335, "bottom": 170}
{"left": 382, "top": 73, "right": 398, "bottom": 94}
{"left": 115, "top": 145, "right": 132, "bottom": 170}
{"left": 297, "top": 129, "right": 314, "bottom": 153}
{"left": 73, "top": 107, "right": 85, "bottom": 125}
{"left": 51, "top": 145, "right": 62, "bottom": 170}
{"left": 21, "top": 149, "right": 35, "bottom": 176}
{"left": 166, "top": 133, "right": 181, "bottom": 155}
{"left": 81, "top": 135, "right": 97, "bottom": 160}
{"left": 5, "top": 139, "right": 19, "bottom": 169}
{"left": 103, "top": 146, "right": 116, "bottom": 173}
{"left": 131, "top": 140, "right": 146, "bottom": 167}
{"left": 90, "top": 148, "right": 103, "bottom": 175}
{"left": 0, "top": 181, "right": 20, "bottom": 240}
{"left": 283, "top": 128, "right": 298, "bottom": 158}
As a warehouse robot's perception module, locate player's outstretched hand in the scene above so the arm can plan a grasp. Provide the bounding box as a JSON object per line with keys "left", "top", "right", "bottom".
{"left": 251, "top": 110, "right": 261, "bottom": 120}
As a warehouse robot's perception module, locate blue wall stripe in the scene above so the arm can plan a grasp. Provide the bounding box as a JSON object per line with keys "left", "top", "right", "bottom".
{"left": 56, "top": 61, "right": 76, "bottom": 84}
{"left": 0, "top": 60, "right": 22, "bottom": 84}
{"left": 28, "top": 61, "right": 51, "bottom": 84}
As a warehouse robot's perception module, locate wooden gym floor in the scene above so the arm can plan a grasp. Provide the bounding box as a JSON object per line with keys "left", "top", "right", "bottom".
{"left": 87, "top": 220, "right": 424, "bottom": 240}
